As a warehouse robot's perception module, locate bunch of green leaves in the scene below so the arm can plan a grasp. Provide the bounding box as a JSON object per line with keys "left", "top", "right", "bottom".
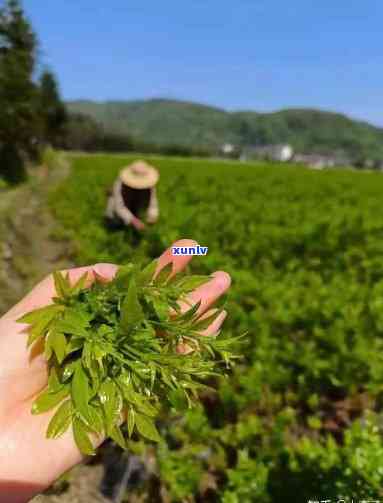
{"left": 18, "top": 260, "right": 240, "bottom": 455}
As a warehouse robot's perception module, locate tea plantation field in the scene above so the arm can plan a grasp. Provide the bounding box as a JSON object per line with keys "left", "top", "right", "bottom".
{"left": 50, "top": 154, "right": 383, "bottom": 502}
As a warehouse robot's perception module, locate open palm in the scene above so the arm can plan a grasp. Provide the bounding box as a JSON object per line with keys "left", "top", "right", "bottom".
{"left": 0, "top": 239, "right": 231, "bottom": 503}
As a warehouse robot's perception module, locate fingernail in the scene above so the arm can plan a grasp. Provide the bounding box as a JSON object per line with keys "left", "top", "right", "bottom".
{"left": 211, "top": 271, "right": 231, "bottom": 290}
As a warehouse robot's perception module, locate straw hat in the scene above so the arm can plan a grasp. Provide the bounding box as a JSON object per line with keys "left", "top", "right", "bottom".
{"left": 120, "top": 160, "right": 159, "bottom": 189}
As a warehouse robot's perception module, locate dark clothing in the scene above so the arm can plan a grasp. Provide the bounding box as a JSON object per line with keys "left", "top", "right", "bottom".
{"left": 121, "top": 185, "right": 151, "bottom": 219}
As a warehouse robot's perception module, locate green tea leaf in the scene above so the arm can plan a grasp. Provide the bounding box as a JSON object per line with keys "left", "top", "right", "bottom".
{"left": 44, "top": 330, "right": 54, "bottom": 360}
{"left": 176, "top": 300, "right": 202, "bottom": 323}
{"left": 152, "top": 297, "right": 169, "bottom": 321}
{"left": 135, "top": 413, "right": 161, "bottom": 442}
{"left": 55, "top": 309, "right": 90, "bottom": 337}
{"left": 123, "top": 386, "right": 158, "bottom": 417}
{"left": 84, "top": 405, "right": 104, "bottom": 434}
{"left": 17, "top": 304, "right": 63, "bottom": 325}
{"left": 127, "top": 407, "right": 135, "bottom": 437}
{"left": 120, "top": 278, "right": 144, "bottom": 332}
{"left": 137, "top": 259, "right": 158, "bottom": 286}
{"left": 71, "top": 272, "right": 89, "bottom": 295}
{"left": 209, "top": 294, "right": 228, "bottom": 312}
{"left": 32, "top": 386, "right": 70, "bottom": 414}
{"left": 62, "top": 361, "right": 77, "bottom": 381}
{"left": 175, "top": 275, "right": 210, "bottom": 292}
{"left": 153, "top": 262, "right": 173, "bottom": 285}
{"left": 73, "top": 416, "right": 95, "bottom": 455}
{"left": 51, "top": 330, "right": 67, "bottom": 364}
{"left": 98, "top": 378, "right": 122, "bottom": 434}
{"left": 66, "top": 337, "right": 83, "bottom": 355}
{"left": 47, "top": 400, "right": 72, "bottom": 439}
{"left": 27, "top": 323, "right": 46, "bottom": 347}
{"left": 169, "top": 389, "right": 189, "bottom": 411}
{"left": 82, "top": 341, "right": 93, "bottom": 370}
{"left": 194, "top": 309, "right": 224, "bottom": 331}
{"left": 149, "top": 363, "right": 156, "bottom": 389}
{"left": 110, "top": 425, "right": 126, "bottom": 449}
{"left": 114, "top": 263, "right": 136, "bottom": 289}
{"left": 122, "top": 384, "right": 157, "bottom": 417}
{"left": 24, "top": 306, "right": 63, "bottom": 347}
{"left": 47, "top": 367, "right": 62, "bottom": 393}
{"left": 53, "top": 271, "right": 71, "bottom": 298}
{"left": 88, "top": 360, "right": 102, "bottom": 396}
{"left": 71, "top": 363, "right": 91, "bottom": 422}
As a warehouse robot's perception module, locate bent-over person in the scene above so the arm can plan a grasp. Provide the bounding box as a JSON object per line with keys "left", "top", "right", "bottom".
{"left": 105, "top": 160, "right": 159, "bottom": 231}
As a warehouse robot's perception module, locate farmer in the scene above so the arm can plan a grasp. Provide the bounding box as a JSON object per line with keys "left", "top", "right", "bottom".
{"left": 105, "top": 160, "right": 159, "bottom": 231}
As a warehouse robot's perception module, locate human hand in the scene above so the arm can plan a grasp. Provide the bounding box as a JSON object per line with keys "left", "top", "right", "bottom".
{"left": 146, "top": 214, "right": 158, "bottom": 225}
{"left": 146, "top": 209, "right": 159, "bottom": 225}
{"left": 0, "top": 239, "right": 230, "bottom": 503}
{"left": 131, "top": 215, "right": 146, "bottom": 231}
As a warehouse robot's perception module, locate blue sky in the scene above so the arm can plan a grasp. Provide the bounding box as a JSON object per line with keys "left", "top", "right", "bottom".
{"left": 23, "top": 0, "right": 383, "bottom": 126}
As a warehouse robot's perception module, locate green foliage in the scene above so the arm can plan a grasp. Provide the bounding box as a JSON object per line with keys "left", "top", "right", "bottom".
{"left": 0, "top": 0, "right": 40, "bottom": 182}
{"left": 19, "top": 262, "right": 240, "bottom": 454}
{"left": 50, "top": 154, "right": 383, "bottom": 500}
{"left": 158, "top": 443, "right": 204, "bottom": 501}
{"left": 61, "top": 112, "right": 138, "bottom": 153}
{"left": 61, "top": 111, "right": 212, "bottom": 157}
{"left": 61, "top": 113, "right": 103, "bottom": 151}
{"left": 0, "top": 143, "right": 26, "bottom": 184}
{"left": 0, "top": 2, "right": 68, "bottom": 183}
{"left": 0, "top": 177, "right": 8, "bottom": 189}
{"left": 39, "top": 70, "right": 67, "bottom": 146}
{"left": 40, "top": 146, "right": 65, "bottom": 171}
{"left": 222, "top": 451, "right": 269, "bottom": 503}
{"left": 269, "top": 412, "right": 383, "bottom": 500}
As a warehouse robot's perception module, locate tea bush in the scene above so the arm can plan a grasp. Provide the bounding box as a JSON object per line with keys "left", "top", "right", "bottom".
{"left": 50, "top": 154, "right": 383, "bottom": 501}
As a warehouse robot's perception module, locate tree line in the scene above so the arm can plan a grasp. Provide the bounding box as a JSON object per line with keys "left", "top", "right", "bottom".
{"left": 0, "top": 0, "right": 211, "bottom": 185}
{"left": 61, "top": 112, "right": 211, "bottom": 157}
{"left": 0, "top": 0, "right": 68, "bottom": 183}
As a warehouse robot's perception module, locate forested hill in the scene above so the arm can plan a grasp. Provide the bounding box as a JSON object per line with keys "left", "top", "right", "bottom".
{"left": 67, "top": 99, "right": 383, "bottom": 159}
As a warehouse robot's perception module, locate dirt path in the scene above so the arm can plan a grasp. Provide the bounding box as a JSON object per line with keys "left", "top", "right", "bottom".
{"left": 0, "top": 156, "right": 74, "bottom": 315}
{"left": 32, "top": 464, "right": 110, "bottom": 503}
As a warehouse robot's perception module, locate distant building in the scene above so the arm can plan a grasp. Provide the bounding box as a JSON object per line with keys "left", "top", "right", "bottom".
{"left": 241, "top": 144, "right": 294, "bottom": 162}
{"left": 293, "top": 154, "right": 332, "bottom": 170}
{"left": 221, "top": 143, "right": 235, "bottom": 155}
{"left": 293, "top": 153, "right": 351, "bottom": 170}
{"left": 364, "top": 159, "right": 375, "bottom": 169}
{"left": 219, "top": 143, "right": 239, "bottom": 159}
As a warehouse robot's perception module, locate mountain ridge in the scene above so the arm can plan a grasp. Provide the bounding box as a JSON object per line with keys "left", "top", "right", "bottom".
{"left": 66, "top": 98, "right": 383, "bottom": 159}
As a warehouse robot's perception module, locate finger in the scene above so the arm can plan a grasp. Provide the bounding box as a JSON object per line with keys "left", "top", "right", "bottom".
{"left": 176, "top": 343, "right": 193, "bottom": 355}
{"left": 155, "top": 239, "right": 198, "bottom": 279}
{"left": 176, "top": 309, "right": 227, "bottom": 355}
{"left": 91, "top": 263, "right": 119, "bottom": 283}
{"left": 198, "top": 309, "right": 228, "bottom": 337}
{"left": 178, "top": 271, "right": 231, "bottom": 317}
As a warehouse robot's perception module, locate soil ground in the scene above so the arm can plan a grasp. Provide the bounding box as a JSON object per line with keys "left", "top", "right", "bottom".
{"left": 31, "top": 464, "right": 110, "bottom": 503}
{"left": 0, "top": 157, "right": 73, "bottom": 315}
